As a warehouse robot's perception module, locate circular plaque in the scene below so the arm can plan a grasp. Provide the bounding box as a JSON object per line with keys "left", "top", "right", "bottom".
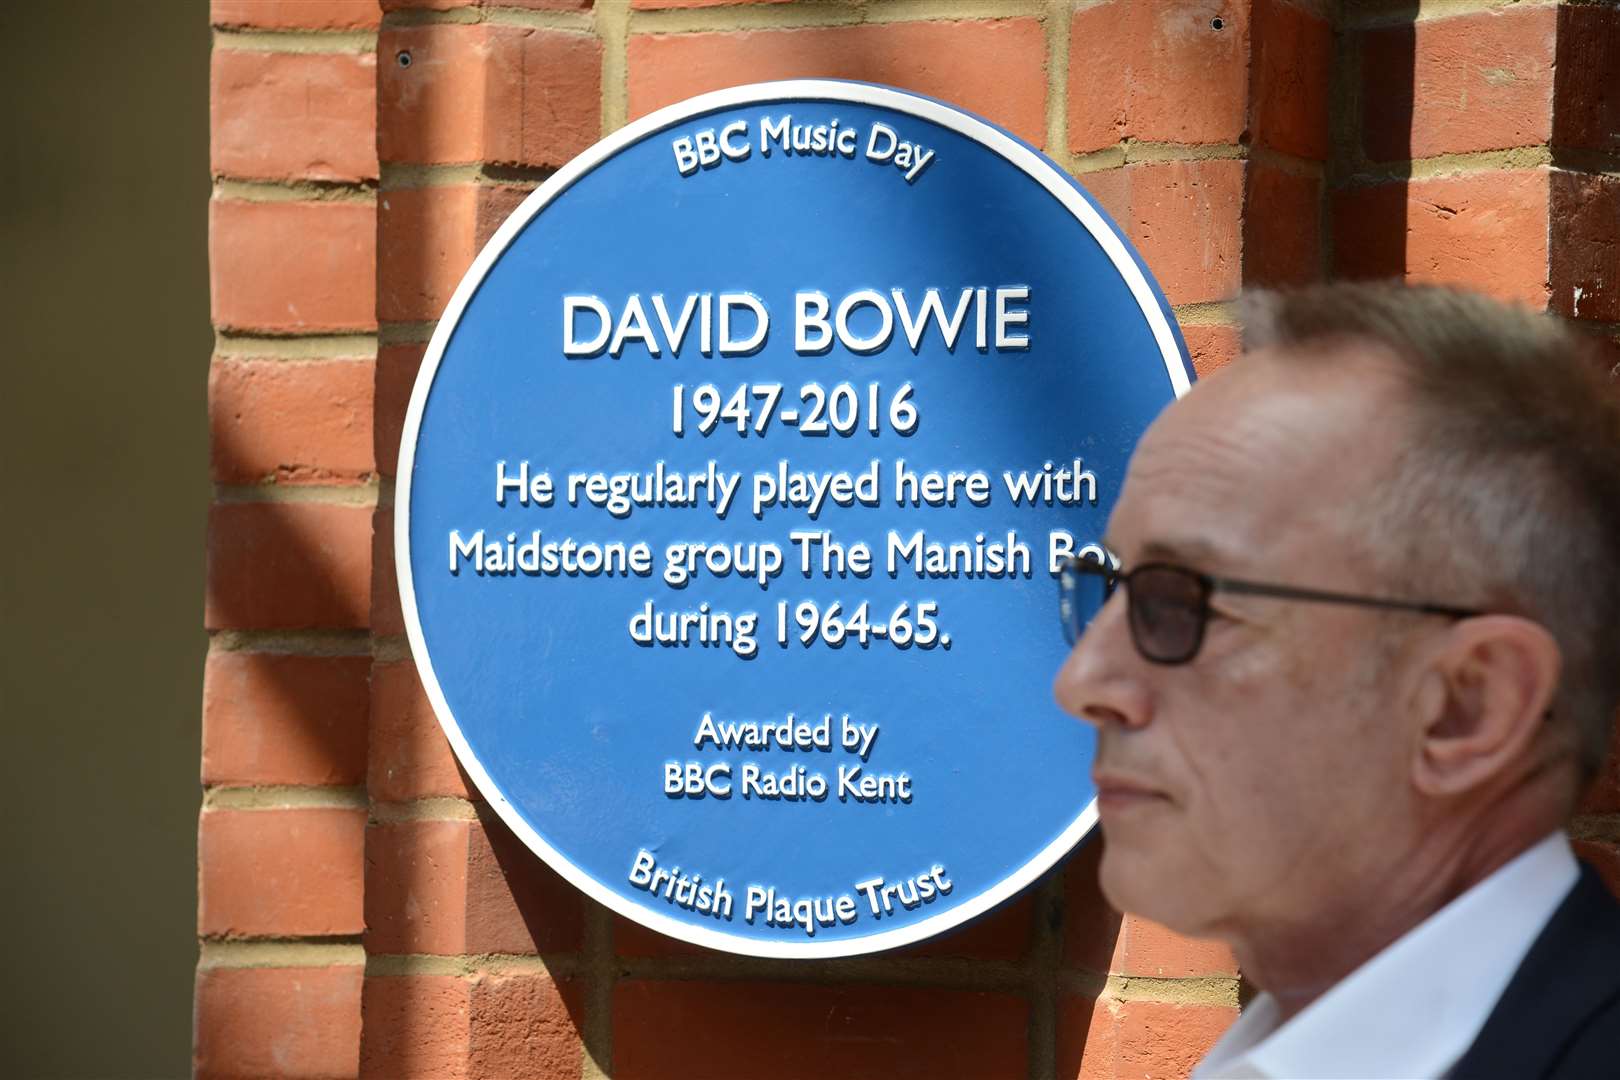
{"left": 397, "top": 80, "right": 1191, "bottom": 957}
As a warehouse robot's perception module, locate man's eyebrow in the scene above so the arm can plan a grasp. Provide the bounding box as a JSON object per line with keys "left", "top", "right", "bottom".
{"left": 1128, "top": 537, "right": 1229, "bottom": 566}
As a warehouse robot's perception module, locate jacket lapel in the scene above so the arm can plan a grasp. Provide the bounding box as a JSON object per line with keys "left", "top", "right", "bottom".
{"left": 1450, "top": 865, "right": 1620, "bottom": 1079}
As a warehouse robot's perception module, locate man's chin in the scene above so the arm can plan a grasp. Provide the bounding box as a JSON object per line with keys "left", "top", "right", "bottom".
{"left": 1097, "top": 837, "right": 1208, "bottom": 935}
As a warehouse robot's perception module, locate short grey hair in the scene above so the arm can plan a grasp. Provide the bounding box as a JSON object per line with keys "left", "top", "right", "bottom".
{"left": 1241, "top": 281, "right": 1620, "bottom": 781}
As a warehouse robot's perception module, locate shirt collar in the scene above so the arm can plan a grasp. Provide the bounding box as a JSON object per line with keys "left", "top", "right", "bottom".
{"left": 1194, "top": 832, "right": 1579, "bottom": 1080}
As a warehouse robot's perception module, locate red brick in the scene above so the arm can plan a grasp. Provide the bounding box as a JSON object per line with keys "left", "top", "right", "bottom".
{"left": 1243, "top": 163, "right": 1321, "bottom": 286}
{"left": 199, "top": 807, "right": 367, "bottom": 937}
{"left": 361, "top": 975, "right": 471, "bottom": 1079}
{"left": 212, "top": 50, "right": 378, "bottom": 183}
{"left": 202, "top": 651, "right": 370, "bottom": 787}
{"left": 476, "top": 183, "right": 531, "bottom": 247}
{"left": 369, "top": 660, "right": 472, "bottom": 801}
{"left": 1333, "top": 170, "right": 1550, "bottom": 308}
{"left": 1069, "top": 1, "right": 1247, "bottom": 154}
{"left": 379, "top": 25, "right": 601, "bottom": 167}
{"left": 210, "top": 199, "right": 377, "bottom": 333}
{"left": 1064, "top": 840, "right": 1123, "bottom": 971}
{"left": 365, "top": 820, "right": 470, "bottom": 955}
{"left": 1550, "top": 170, "right": 1620, "bottom": 323}
{"left": 1182, "top": 323, "right": 1240, "bottom": 378}
{"left": 467, "top": 973, "right": 586, "bottom": 1079}
{"left": 206, "top": 502, "right": 373, "bottom": 630}
{"left": 365, "top": 817, "right": 584, "bottom": 955}
{"left": 377, "top": 185, "right": 477, "bottom": 323}
{"left": 615, "top": 887, "right": 1035, "bottom": 961}
{"left": 1112, "top": 917, "right": 1237, "bottom": 979}
{"left": 903, "top": 889, "right": 1035, "bottom": 960}
{"left": 210, "top": 358, "right": 375, "bottom": 485}
{"left": 1059, "top": 995, "right": 1237, "bottom": 1080}
{"left": 465, "top": 815, "right": 586, "bottom": 954}
{"left": 213, "top": 0, "right": 380, "bottom": 30}
{"left": 612, "top": 981, "right": 1028, "bottom": 1080}
{"left": 1102, "top": 160, "right": 1246, "bottom": 306}
{"left": 1574, "top": 838, "right": 1620, "bottom": 901}
{"left": 360, "top": 973, "right": 585, "bottom": 1079}
{"left": 375, "top": 343, "right": 425, "bottom": 478}
{"left": 372, "top": 507, "right": 404, "bottom": 635}
{"left": 196, "top": 964, "right": 363, "bottom": 1079}
{"left": 628, "top": 20, "right": 1048, "bottom": 147}
{"left": 1079, "top": 167, "right": 1129, "bottom": 225}
{"left": 1361, "top": 7, "right": 1555, "bottom": 163}
{"left": 1250, "top": 0, "right": 1332, "bottom": 160}
{"left": 1553, "top": 5, "right": 1620, "bottom": 156}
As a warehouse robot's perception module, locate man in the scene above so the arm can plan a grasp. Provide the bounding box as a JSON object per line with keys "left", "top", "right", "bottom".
{"left": 1053, "top": 282, "right": 1620, "bottom": 1079}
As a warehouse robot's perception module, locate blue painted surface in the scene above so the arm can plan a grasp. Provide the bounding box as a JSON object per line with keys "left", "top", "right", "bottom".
{"left": 402, "top": 86, "right": 1191, "bottom": 953}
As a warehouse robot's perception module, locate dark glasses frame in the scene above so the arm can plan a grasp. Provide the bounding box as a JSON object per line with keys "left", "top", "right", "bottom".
{"left": 1059, "top": 553, "right": 1483, "bottom": 665}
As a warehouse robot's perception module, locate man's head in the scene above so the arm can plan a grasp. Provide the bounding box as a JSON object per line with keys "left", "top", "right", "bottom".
{"left": 1054, "top": 282, "right": 1620, "bottom": 959}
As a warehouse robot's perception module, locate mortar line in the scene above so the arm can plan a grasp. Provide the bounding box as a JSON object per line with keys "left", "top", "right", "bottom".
{"left": 208, "top": 628, "right": 375, "bottom": 657}
{"left": 597, "top": 0, "right": 632, "bottom": 136}
{"left": 212, "top": 28, "right": 377, "bottom": 54}
{"left": 581, "top": 902, "right": 616, "bottom": 1080}
{"left": 615, "top": 953, "right": 1033, "bottom": 990}
{"left": 1336, "top": 146, "right": 1553, "bottom": 187}
{"left": 199, "top": 940, "right": 368, "bottom": 968}
{"left": 1548, "top": 147, "right": 1620, "bottom": 180}
{"left": 378, "top": 162, "right": 557, "bottom": 191}
{"left": 215, "top": 330, "right": 379, "bottom": 357}
{"left": 200, "top": 932, "right": 365, "bottom": 947}
{"left": 1042, "top": 0, "right": 1070, "bottom": 159}
{"left": 370, "top": 797, "right": 482, "bottom": 823}
{"left": 213, "top": 481, "right": 380, "bottom": 506}
{"left": 379, "top": 321, "right": 439, "bottom": 345}
{"left": 1323, "top": 0, "right": 1357, "bottom": 281}
{"left": 1069, "top": 140, "right": 1247, "bottom": 175}
{"left": 213, "top": 178, "right": 377, "bottom": 204}
{"left": 626, "top": 0, "right": 1045, "bottom": 35}
{"left": 1027, "top": 870, "right": 1065, "bottom": 1080}
{"left": 1172, "top": 301, "right": 1241, "bottom": 326}
{"left": 372, "top": 636, "right": 414, "bottom": 662}
{"left": 1090, "top": 973, "right": 1242, "bottom": 1007}
{"left": 1571, "top": 814, "right": 1620, "bottom": 844}
{"left": 213, "top": 335, "right": 377, "bottom": 361}
{"left": 203, "top": 785, "right": 369, "bottom": 811}
{"left": 364, "top": 952, "right": 580, "bottom": 977}
{"left": 1343, "top": 0, "right": 1556, "bottom": 29}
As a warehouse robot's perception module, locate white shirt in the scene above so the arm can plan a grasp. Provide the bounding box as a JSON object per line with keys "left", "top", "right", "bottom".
{"left": 1194, "top": 832, "right": 1579, "bottom": 1080}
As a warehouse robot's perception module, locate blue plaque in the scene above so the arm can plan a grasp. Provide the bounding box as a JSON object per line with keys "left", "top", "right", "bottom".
{"left": 397, "top": 81, "right": 1192, "bottom": 957}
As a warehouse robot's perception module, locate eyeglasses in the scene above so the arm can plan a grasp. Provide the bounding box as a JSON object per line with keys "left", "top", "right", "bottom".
{"left": 1059, "top": 552, "right": 1482, "bottom": 665}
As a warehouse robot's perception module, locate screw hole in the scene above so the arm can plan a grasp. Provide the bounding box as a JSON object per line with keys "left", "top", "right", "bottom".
{"left": 396, "top": 50, "right": 413, "bottom": 68}
{"left": 1211, "top": 16, "right": 1224, "bottom": 30}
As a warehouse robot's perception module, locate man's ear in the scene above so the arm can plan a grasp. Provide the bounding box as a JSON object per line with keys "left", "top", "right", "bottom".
{"left": 1411, "top": 616, "right": 1562, "bottom": 798}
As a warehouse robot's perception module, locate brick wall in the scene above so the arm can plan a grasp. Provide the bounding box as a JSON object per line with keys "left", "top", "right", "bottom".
{"left": 200, "top": 1, "right": 1620, "bottom": 1076}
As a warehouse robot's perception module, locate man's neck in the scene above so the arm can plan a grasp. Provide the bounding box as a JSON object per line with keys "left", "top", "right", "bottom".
{"left": 1232, "top": 789, "right": 1565, "bottom": 1022}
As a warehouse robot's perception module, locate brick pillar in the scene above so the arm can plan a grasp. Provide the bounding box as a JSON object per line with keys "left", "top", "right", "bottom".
{"left": 1069, "top": 0, "right": 1334, "bottom": 381}
{"left": 1332, "top": 0, "right": 1620, "bottom": 894}
{"left": 362, "top": 3, "right": 603, "bottom": 1077}
{"left": 205, "top": 1, "right": 1618, "bottom": 1077}
{"left": 199, "top": 1, "right": 381, "bottom": 1077}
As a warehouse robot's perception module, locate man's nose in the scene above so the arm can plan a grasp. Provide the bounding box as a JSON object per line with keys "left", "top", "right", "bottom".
{"left": 1052, "top": 593, "right": 1152, "bottom": 730}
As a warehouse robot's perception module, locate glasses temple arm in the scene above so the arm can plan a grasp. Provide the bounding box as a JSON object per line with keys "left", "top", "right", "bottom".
{"left": 1209, "top": 577, "right": 1482, "bottom": 620}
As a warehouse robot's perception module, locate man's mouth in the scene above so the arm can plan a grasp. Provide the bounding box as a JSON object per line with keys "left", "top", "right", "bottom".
{"left": 1092, "top": 772, "right": 1171, "bottom": 812}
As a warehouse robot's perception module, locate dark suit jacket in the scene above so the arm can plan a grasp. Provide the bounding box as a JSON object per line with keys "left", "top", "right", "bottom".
{"left": 1451, "top": 865, "right": 1620, "bottom": 1079}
